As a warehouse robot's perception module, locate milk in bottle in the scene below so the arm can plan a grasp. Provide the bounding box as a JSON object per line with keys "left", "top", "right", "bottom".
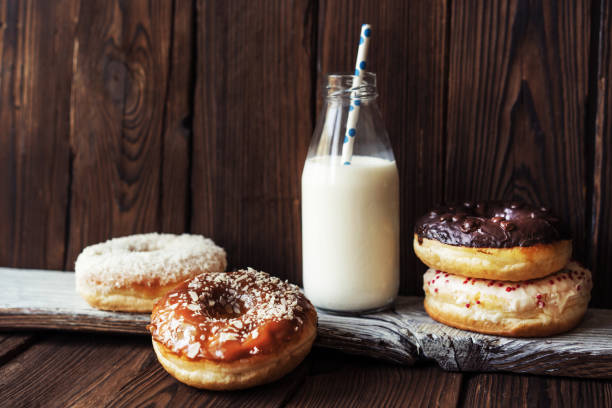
{"left": 301, "top": 73, "right": 400, "bottom": 312}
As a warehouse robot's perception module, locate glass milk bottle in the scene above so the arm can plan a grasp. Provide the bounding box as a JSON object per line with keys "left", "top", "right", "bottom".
{"left": 301, "top": 72, "right": 399, "bottom": 313}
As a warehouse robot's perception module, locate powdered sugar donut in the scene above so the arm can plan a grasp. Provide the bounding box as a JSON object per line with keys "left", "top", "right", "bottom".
{"left": 75, "top": 233, "right": 227, "bottom": 312}
{"left": 423, "top": 261, "right": 592, "bottom": 337}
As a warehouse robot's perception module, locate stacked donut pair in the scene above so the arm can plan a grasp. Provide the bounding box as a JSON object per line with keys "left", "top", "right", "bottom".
{"left": 414, "top": 201, "right": 592, "bottom": 337}
{"left": 75, "top": 233, "right": 317, "bottom": 390}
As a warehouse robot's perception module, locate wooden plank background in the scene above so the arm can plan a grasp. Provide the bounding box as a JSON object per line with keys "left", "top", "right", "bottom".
{"left": 0, "top": 0, "right": 611, "bottom": 309}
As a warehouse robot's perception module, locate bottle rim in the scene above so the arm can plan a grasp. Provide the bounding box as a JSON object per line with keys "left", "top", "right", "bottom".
{"left": 324, "top": 72, "right": 378, "bottom": 100}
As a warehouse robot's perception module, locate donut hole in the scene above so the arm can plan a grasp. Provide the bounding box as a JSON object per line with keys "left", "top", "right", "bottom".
{"left": 126, "top": 243, "right": 159, "bottom": 252}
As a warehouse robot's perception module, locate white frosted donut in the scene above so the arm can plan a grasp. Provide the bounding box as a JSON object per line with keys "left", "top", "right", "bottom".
{"left": 75, "top": 233, "right": 227, "bottom": 312}
{"left": 423, "top": 261, "right": 592, "bottom": 337}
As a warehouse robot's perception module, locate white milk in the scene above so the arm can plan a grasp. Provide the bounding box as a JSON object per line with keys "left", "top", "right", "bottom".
{"left": 301, "top": 155, "right": 400, "bottom": 312}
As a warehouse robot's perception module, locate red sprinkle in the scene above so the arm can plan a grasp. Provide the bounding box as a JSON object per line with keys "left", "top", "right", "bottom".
{"left": 436, "top": 270, "right": 441, "bottom": 274}
{"left": 435, "top": 288, "right": 438, "bottom": 293}
{"left": 498, "top": 283, "right": 503, "bottom": 287}
{"left": 557, "top": 277, "right": 562, "bottom": 282}
{"left": 505, "top": 287, "right": 512, "bottom": 292}
{"left": 536, "top": 294, "right": 542, "bottom": 300}
{"left": 516, "top": 284, "right": 521, "bottom": 288}
{"left": 549, "top": 280, "right": 554, "bottom": 285}
{"left": 476, "top": 300, "right": 481, "bottom": 305}
{"left": 466, "top": 303, "right": 470, "bottom": 308}
{"left": 488, "top": 282, "right": 494, "bottom": 287}
{"left": 463, "top": 280, "right": 468, "bottom": 284}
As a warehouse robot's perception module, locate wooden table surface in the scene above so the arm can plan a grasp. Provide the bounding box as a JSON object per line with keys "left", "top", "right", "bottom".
{"left": 1, "top": 331, "right": 611, "bottom": 408}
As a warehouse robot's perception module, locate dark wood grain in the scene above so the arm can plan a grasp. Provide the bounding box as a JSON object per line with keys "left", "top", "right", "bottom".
{"left": 161, "top": 0, "right": 194, "bottom": 233}
{"left": 0, "top": 0, "right": 78, "bottom": 270}
{"left": 66, "top": 0, "right": 173, "bottom": 267}
{"left": 460, "top": 372, "right": 612, "bottom": 408}
{"left": 191, "top": 0, "right": 315, "bottom": 283}
{"left": 0, "top": 333, "right": 37, "bottom": 365}
{"left": 286, "top": 349, "right": 463, "bottom": 408}
{"left": 590, "top": 0, "right": 612, "bottom": 308}
{"left": 0, "top": 332, "right": 309, "bottom": 408}
{"left": 0, "top": 333, "right": 155, "bottom": 407}
{"left": 107, "top": 346, "right": 310, "bottom": 408}
{"left": 445, "top": 0, "right": 590, "bottom": 261}
{"left": 317, "top": 0, "right": 448, "bottom": 295}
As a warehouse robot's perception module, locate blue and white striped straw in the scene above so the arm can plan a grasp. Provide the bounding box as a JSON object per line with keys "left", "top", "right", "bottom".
{"left": 341, "top": 24, "right": 372, "bottom": 165}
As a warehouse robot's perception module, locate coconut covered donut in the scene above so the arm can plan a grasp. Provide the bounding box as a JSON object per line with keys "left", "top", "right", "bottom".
{"left": 148, "top": 268, "right": 317, "bottom": 390}
{"left": 75, "top": 233, "right": 227, "bottom": 312}
{"left": 414, "top": 201, "right": 572, "bottom": 281}
{"left": 423, "top": 261, "right": 592, "bottom": 337}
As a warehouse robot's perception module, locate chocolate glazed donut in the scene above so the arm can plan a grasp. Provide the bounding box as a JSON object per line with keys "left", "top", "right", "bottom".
{"left": 413, "top": 201, "right": 572, "bottom": 281}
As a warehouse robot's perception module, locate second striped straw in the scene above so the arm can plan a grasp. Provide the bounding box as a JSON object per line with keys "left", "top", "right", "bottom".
{"left": 341, "top": 24, "right": 372, "bottom": 165}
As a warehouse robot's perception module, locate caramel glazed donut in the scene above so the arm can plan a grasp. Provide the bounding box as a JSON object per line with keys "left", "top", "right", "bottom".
{"left": 414, "top": 201, "right": 572, "bottom": 281}
{"left": 423, "top": 261, "right": 592, "bottom": 337}
{"left": 148, "top": 268, "right": 317, "bottom": 390}
{"left": 75, "top": 233, "right": 227, "bottom": 312}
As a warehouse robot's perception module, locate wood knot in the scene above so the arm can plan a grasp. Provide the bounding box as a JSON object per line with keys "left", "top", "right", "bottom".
{"left": 103, "top": 57, "right": 129, "bottom": 105}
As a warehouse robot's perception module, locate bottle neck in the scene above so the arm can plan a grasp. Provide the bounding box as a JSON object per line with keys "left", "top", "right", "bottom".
{"left": 324, "top": 72, "right": 378, "bottom": 101}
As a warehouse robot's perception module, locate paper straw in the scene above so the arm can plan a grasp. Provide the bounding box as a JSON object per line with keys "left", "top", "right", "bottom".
{"left": 341, "top": 24, "right": 372, "bottom": 165}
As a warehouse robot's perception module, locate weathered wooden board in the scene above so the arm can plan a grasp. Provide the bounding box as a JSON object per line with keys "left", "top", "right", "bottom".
{"left": 0, "top": 268, "right": 150, "bottom": 334}
{"left": 1, "top": 268, "right": 612, "bottom": 379}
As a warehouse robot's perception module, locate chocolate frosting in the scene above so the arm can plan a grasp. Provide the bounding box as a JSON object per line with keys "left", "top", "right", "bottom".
{"left": 414, "top": 201, "right": 571, "bottom": 248}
